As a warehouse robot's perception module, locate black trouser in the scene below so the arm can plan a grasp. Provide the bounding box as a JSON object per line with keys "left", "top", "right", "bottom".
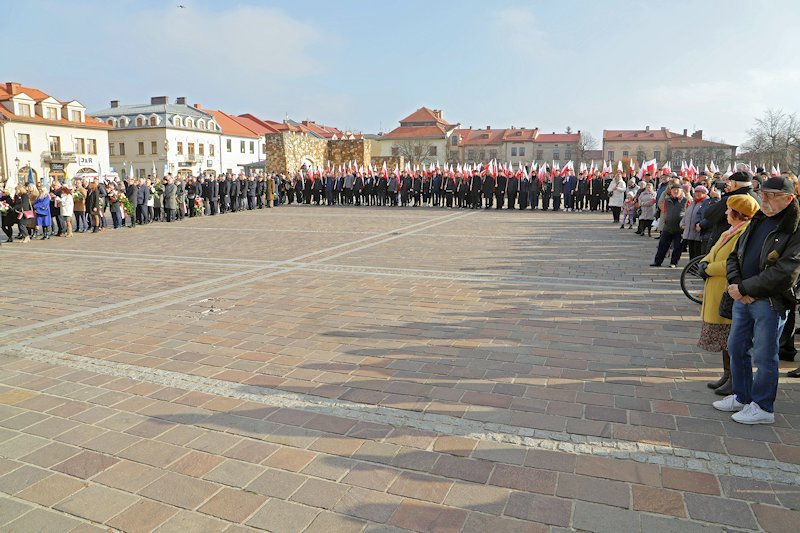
{"left": 553, "top": 194, "right": 561, "bottom": 210}
{"left": 575, "top": 193, "right": 586, "bottom": 210}
{"left": 519, "top": 191, "right": 528, "bottom": 210}
{"left": 653, "top": 229, "right": 683, "bottom": 266}
{"left": 531, "top": 190, "right": 539, "bottom": 209}
{"left": 541, "top": 192, "right": 550, "bottom": 210}
{"left": 136, "top": 204, "right": 147, "bottom": 224}
{"left": 638, "top": 218, "right": 652, "bottom": 236}
{"left": 779, "top": 302, "right": 797, "bottom": 360}
{"left": 507, "top": 192, "right": 517, "bottom": 210}
{"left": 110, "top": 210, "right": 120, "bottom": 228}
{"left": 484, "top": 194, "right": 493, "bottom": 208}
{"left": 495, "top": 192, "right": 505, "bottom": 209}
{"left": 563, "top": 190, "right": 573, "bottom": 210}
{"left": 2, "top": 224, "right": 13, "bottom": 241}
{"left": 610, "top": 206, "right": 621, "bottom": 222}
{"left": 445, "top": 191, "right": 453, "bottom": 207}
{"left": 589, "top": 195, "right": 600, "bottom": 211}
{"left": 432, "top": 190, "right": 440, "bottom": 206}
{"left": 165, "top": 208, "right": 174, "bottom": 222}
{"left": 686, "top": 239, "right": 703, "bottom": 260}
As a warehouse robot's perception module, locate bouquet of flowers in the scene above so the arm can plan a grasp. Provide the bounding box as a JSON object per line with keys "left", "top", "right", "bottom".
{"left": 73, "top": 190, "right": 84, "bottom": 201}
{"left": 121, "top": 194, "right": 134, "bottom": 216}
{"left": 152, "top": 183, "right": 163, "bottom": 198}
{"left": 108, "top": 191, "right": 119, "bottom": 204}
{"left": 193, "top": 196, "right": 204, "bottom": 216}
{"left": 0, "top": 200, "right": 10, "bottom": 214}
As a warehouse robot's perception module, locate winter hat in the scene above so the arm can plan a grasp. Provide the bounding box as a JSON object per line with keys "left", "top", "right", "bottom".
{"left": 694, "top": 186, "right": 708, "bottom": 195}
{"left": 726, "top": 195, "right": 759, "bottom": 218}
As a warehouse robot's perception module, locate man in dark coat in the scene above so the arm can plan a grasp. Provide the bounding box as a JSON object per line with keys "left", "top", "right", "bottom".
{"left": 495, "top": 172, "right": 507, "bottom": 209}
{"left": 552, "top": 172, "right": 564, "bottom": 211}
{"left": 210, "top": 175, "right": 220, "bottom": 215}
{"left": 589, "top": 172, "right": 605, "bottom": 211}
{"left": 698, "top": 171, "right": 760, "bottom": 254}
{"left": 125, "top": 178, "right": 138, "bottom": 227}
{"left": 431, "top": 172, "right": 442, "bottom": 206}
{"left": 562, "top": 171, "right": 576, "bottom": 211}
{"left": 470, "top": 171, "right": 482, "bottom": 209}
{"left": 507, "top": 171, "right": 519, "bottom": 210}
{"left": 519, "top": 172, "right": 530, "bottom": 210}
{"left": 482, "top": 174, "right": 495, "bottom": 209}
{"left": 354, "top": 173, "right": 364, "bottom": 206}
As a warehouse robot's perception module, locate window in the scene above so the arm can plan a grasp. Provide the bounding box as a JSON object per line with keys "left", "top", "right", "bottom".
{"left": 151, "top": 141, "right": 158, "bottom": 154}
{"left": 428, "top": 146, "right": 437, "bottom": 156}
{"left": 177, "top": 142, "right": 183, "bottom": 155}
{"left": 653, "top": 151, "right": 661, "bottom": 162}
{"left": 536, "top": 149, "right": 543, "bottom": 160}
{"left": 391, "top": 147, "right": 399, "bottom": 156}
{"left": 553, "top": 150, "right": 560, "bottom": 161}
{"left": 467, "top": 149, "right": 476, "bottom": 160}
{"left": 227, "top": 139, "right": 232, "bottom": 152}
{"left": 74, "top": 138, "right": 85, "bottom": 154}
{"left": 197, "top": 119, "right": 205, "bottom": 129}
{"left": 119, "top": 143, "right": 126, "bottom": 156}
{"left": 87, "top": 139, "right": 97, "bottom": 155}
{"left": 186, "top": 118, "right": 194, "bottom": 128}
{"left": 17, "top": 103, "right": 32, "bottom": 116}
{"left": 250, "top": 141, "right": 254, "bottom": 154}
{"left": 451, "top": 136, "right": 458, "bottom": 145}
{"left": 46, "top": 107, "right": 59, "bottom": 120}
{"left": 607, "top": 151, "right": 614, "bottom": 161}
{"left": 49, "top": 136, "right": 61, "bottom": 153}
{"left": 109, "top": 143, "right": 115, "bottom": 156}
{"left": 519, "top": 147, "right": 525, "bottom": 156}
{"left": 107, "top": 118, "right": 115, "bottom": 126}
{"left": 489, "top": 149, "right": 497, "bottom": 159}
{"left": 17, "top": 133, "right": 30, "bottom": 152}
{"left": 637, "top": 151, "right": 646, "bottom": 163}
{"left": 138, "top": 142, "right": 145, "bottom": 155}
{"left": 173, "top": 117, "right": 182, "bottom": 127}
{"left": 188, "top": 143, "right": 195, "bottom": 158}
{"left": 209, "top": 144, "right": 215, "bottom": 157}
{"left": 511, "top": 147, "right": 517, "bottom": 156}
{"left": 479, "top": 150, "right": 486, "bottom": 160}
{"left": 207, "top": 121, "right": 215, "bottom": 131}
{"left": 622, "top": 150, "right": 629, "bottom": 157}
{"left": 199, "top": 144, "right": 204, "bottom": 156}
{"left": 136, "top": 117, "right": 145, "bottom": 127}
{"left": 70, "top": 110, "right": 81, "bottom": 122}
{"left": 149, "top": 116, "right": 157, "bottom": 126}
{"left": 119, "top": 117, "right": 128, "bottom": 127}
{"left": 564, "top": 149, "right": 572, "bottom": 160}
{"left": 240, "top": 140, "right": 245, "bottom": 153}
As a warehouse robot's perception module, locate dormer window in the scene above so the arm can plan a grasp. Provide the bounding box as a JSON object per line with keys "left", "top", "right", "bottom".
{"left": 208, "top": 121, "right": 216, "bottom": 131}
{"left": 46, "top": 107, "right": 60, "bottom": 120}
{"left": 107, "top": 118, "right": 115, "bottom": 127}
{"left": 69, "top": 110, "right": 82, "bottom": 122}
{"left": 185, "top": 118, "right": 194, "bottom": 128}
{"left": 119, "top": 117, "right": 128, "bottom": 127}
{"left": 17, "top": 103, "right": 32, "bottom": 117}
{"left": 149, "top": 115, "right": 158, "bottom": 126}
{"left": 174, "top": 116, "right": 183, "bottom": 127}
{"left": 197, "top": 119, "right": 205, "bottom": 129}
{"left": 136, "top": 116, "right": 145, "bottom": 127}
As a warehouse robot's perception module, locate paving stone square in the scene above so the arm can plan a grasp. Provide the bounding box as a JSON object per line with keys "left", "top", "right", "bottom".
{"left": 0, "top": 205, "right": 799, "bottom": 532}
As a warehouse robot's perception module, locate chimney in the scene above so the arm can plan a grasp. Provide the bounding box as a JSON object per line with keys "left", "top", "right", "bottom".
{"left": 193, "top": 103, "right": 201, "bottom": 109}
{"left": 645, "top": 125, "right": 650, "bottom": 132}
{"left": 110, "top": 100, "right": 119, "bottom": 108}
{"left": 683, "top": 129, "right": 688, "bottom": 136}
{"left": 176, "top": 97, "right": 186, "bottom": 105}
{"left": 486, "top": 126, "right": 491, "bottom": 130}
{"left": 433, "top": 109, "right": 442, "bottom": 120}
{"left": 692, "top": 130, "right": 703, "bottom": 139}
{"left": 151, "top": 96, "right": 168, "bottom": 105}
{"left": 5, "top": 82, "right": 21, "bottom": 94}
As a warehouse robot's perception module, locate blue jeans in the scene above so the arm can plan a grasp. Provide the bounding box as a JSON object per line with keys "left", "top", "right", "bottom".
{"left": 653, "top": 229, "right": 683, "bottom": 266}
{"left": 728, "top": 298, "right": 787, "bottom": 412}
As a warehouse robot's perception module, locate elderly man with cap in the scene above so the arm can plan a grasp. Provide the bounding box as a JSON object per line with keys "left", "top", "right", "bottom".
{"left": 681, "top": 185, "right": 711, "bottom": 259}
{"left": 713, "top": 175, "right": 800, "bottom": 424}
{"left": 697, "top": 170, "right": 760, "bottom": 254}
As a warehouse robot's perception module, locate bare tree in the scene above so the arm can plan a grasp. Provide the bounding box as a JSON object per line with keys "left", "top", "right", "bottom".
{"left": 741, "top": 108, "right": 800, "bottom": 174}
{"left": 576, "top": 132, "right": 598, "bottom": 163}
{"left": 393, "top": 139, "right": 436, "bottom": 165}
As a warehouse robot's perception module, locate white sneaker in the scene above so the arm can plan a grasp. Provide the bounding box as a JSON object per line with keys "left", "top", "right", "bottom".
{"left": 713, "top": 395, "right": 745, "bottom": 412}
{"left": 732, "top": 402, "right": 775, "bottom": 425}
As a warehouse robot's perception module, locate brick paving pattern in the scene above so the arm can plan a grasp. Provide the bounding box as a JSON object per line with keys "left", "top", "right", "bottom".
{"left": 0, "top": 205, "right": 798, "bottom": 532}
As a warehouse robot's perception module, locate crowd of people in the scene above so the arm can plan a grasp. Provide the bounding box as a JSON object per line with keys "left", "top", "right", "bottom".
{"left": 2, "top": 165, "right": 799, "bottom": 424}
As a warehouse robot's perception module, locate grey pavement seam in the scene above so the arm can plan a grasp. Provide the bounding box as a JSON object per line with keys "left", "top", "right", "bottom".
{"left": 6, "top": 345, "right": 799, "bottom": 486}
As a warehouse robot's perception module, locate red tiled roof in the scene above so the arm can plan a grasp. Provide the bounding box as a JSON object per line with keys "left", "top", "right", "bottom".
{"left": 398, "top": 107, "right": 452, "bottom": 127}
{"left": 235, "top": 114, "right": 280, "bottom": 135}
{"left": 667, "top": 132, "right": 735, "bottom": 149}
{"left": 603, "top": 128, "right": 670, "bottom": 141}
{"left": 300, "top": 120, "right": 345, "bottom": 139}
{"left": 195, "top": 106, "right": 259, "bottom": 138}
{"left": 535, "top": 133, "right": 580, "bottom": 143}
{"left": 0, "top": 81, "right": 110, "bottom": 129}
{"left": 383, "top": 125, "right": 449, "bottom": 140}
{"left": 456, "top": 128, "right": 505, "bottom": 146}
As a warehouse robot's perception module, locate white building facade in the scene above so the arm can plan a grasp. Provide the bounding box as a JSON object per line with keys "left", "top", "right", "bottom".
{"left": 0, "top": 82, "right": 111, "bottom": 185}
{"left": 91, "top": 96, "right": 223, "bottom": 180}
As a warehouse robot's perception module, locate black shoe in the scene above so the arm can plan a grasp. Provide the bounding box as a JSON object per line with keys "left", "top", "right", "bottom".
{"left": 779, "top": 353, "right": 796, "bottom": 362}
{"left": 707, "top": 372, "right": 729, "bottom": 389}
{"left": 649, "top": 263, "right": 661, "bottom": 267}
{"left": 788, "top": 367, "right": 800, "bottom": 378}
{"left": 714, "top": 378, "right": 732, "bottom": 396}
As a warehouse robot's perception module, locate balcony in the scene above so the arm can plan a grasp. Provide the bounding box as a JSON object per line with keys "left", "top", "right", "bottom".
{"left": 42, "top": 151, "right": 77, "bottom": 163}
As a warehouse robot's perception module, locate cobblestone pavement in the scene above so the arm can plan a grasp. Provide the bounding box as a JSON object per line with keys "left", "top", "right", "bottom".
{"left": 0, "top": 205, "right": 798, "bottom": 532}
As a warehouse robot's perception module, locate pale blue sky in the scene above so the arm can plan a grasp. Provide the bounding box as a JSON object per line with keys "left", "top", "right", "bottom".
{"left": 3, "top": 0, "right": 799, "bottom": 146}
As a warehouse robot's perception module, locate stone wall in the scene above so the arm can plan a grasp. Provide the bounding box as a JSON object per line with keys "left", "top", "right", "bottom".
{"left": 264, "top": 132, "right": 328, "bottom": 175}
{"left": 327, "top": 139, "right": 373, "bottom": 169}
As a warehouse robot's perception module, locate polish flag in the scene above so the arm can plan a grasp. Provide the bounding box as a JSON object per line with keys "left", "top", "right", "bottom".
{"left": 661, "top": 161, "right": 671, "bottom": 175}
{"left": 643, "top": 159, "right": 657, "bottom": 174}
{"left": 628, "top": 159, "right": 636, "bottom": 177}
{"left": 687, "top": 160, "right": 697, "bottom": 180}
{"left": 393, "top": 164, "right": 400, "bottom": 179}
{"left": 771, "top": 165, "right": 779, "bottom": 177}
{"left": 381, "top": 161, "right": 388, "bottom": 178}
{"left": 723, "top": 163, "right": 733, "bottom": 178}
{"left": 538, "top": 163, "right": 547, "bottom": 183}
{"left": 617, "top": 160, "right": 623, "bottom": 173}
{"left": 559, "top": 161, "right": 573, "bottom": 177}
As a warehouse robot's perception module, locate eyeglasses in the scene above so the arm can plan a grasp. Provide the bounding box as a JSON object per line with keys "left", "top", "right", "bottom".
{"left": 762, "top": 192, "right": 790, "bottom": 200}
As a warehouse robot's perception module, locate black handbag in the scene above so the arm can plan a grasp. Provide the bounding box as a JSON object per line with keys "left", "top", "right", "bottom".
{"left": 719, "top": 292, "right": 734, "bottom": 320}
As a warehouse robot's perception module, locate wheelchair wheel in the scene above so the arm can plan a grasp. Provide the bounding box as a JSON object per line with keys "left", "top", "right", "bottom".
{"left": 681, "top": 256, "right": 705, "bottom": 304}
